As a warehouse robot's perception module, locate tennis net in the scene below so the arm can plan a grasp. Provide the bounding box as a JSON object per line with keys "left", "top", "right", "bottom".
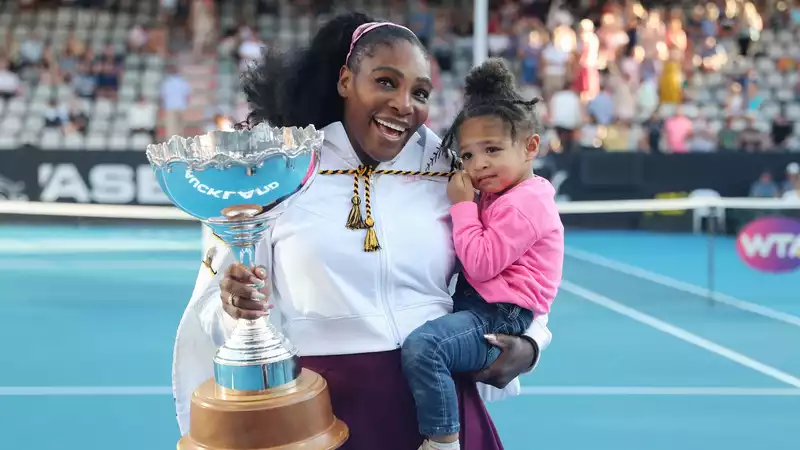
{"left": 1, "top": 197, "right": 798, "bottom": 318}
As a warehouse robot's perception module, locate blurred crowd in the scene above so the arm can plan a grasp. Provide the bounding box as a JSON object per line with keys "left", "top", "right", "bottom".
{"left": 3, "top": 0, "right": 800, "bottom": 160}
{"left": 751, "top": 162, "right": 799, "bottom": 199}
{"left": 418, "top": 0, "right": 800, "bottom": 154}
{"left": 215, "top": 0, "right": 800, "bottom": 155}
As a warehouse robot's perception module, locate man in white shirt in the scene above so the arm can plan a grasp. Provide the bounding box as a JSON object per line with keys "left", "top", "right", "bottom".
{"left": 159, "top": 65, "right": 191, "bottom": 138}
{"left": 540, "top": 40, "right": 571, "bottom": 99}
{"left": 549, "top": 84, "right": 582, "bottom": 152}
{"left": 128, "top": 96, "right": 158, "bottom": 137}
{"left": 0, "top": 60, "right": 20, "bottom": 100}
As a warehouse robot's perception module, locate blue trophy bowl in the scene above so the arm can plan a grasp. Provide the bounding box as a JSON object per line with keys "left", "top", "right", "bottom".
{"left": 145, "top": 123, "right": 323, "bottom": 392}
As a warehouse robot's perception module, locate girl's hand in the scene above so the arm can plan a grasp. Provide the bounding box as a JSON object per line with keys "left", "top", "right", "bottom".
{"left": 447, "top": 171, "right": 475, "bottom": 204}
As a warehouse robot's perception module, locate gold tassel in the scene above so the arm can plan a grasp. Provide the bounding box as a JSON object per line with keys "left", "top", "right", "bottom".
{"left": 345, "top": 170, "right": 366, "bottom": 229}
{"left": 346, "top": 194, "right": 365, "bottom": 229}
{"left": 363, "top": 217, "right": 381, "bottom": 251}
{"left": 361, "top": 167, "right": 380, "bottom": 251}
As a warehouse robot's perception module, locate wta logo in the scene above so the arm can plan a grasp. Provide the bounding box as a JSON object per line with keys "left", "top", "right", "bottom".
{"left": 736, "top": 217, "right": 800, "bottom": 273}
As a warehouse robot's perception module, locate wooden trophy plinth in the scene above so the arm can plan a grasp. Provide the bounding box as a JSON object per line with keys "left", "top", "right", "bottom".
{"left": 178, "top": 368, "right": 348, "bottom": 450}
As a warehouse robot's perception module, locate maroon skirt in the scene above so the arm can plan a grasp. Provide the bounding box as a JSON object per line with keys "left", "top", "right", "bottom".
{"left": 300, "top": 349, "right": 503, "bottom": 450}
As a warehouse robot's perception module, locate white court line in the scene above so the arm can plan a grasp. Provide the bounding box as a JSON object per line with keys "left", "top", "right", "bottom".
{"left": 565, "top": 246, "right": 800, "bottom": 329}
{"left": 0, "top": 386, "right": 172, "bottom": 396}
{"left": 3, "top": 385, "right": 799, "bottom": 397}
{"left": 0, "top": 239, "right": 201, "bottom": 254}
{"left": 561, "top": 280, "right": 800, "bottom": 389}
{"left": 519, "top": 386, "right": 800, "bottom": 396}
{"left": 0, "top": 261, "right": 201, "bottom": 271}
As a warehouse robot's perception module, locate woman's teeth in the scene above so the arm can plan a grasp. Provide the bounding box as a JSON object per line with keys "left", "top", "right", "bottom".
{"left": 375, "top": 118, "right": 406, "bottom": 133}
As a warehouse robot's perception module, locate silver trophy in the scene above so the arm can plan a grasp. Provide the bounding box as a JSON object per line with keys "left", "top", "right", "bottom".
{"left": 145, "top": 123, "right": 323, "bottom": 392}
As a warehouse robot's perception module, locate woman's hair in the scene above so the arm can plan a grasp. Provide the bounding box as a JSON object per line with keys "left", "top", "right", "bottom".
{"left": 240, "top": 12, "right": 425, "bottom": 130}
{"left": 435, "top": 58, "right": 541, "bottom": 169}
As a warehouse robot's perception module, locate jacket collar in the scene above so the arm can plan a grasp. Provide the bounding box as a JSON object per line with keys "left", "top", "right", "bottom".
{"left": 321, "top": 121, "right": 431, "bottom": 170}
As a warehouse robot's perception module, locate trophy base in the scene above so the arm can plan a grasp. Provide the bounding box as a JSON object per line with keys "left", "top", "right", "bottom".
{"left": 178, "top": 368, "right": 348, "bottom": 450}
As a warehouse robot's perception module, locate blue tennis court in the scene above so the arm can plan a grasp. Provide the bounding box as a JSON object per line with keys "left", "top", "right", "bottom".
{"left": 1, "top": 224, "right": 799, "bottom": 450}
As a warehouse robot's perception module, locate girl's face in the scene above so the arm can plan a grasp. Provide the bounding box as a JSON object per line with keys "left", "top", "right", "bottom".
{"left": 338, "top": 40, "right": 432, "bottom": 164}
{"left": 456, "top": 116, "right": 539, "bottom": 194}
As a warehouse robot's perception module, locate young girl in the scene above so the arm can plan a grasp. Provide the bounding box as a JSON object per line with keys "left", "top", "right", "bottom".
{"left": 402, "top": 59, "right": 565, "bottom": 450}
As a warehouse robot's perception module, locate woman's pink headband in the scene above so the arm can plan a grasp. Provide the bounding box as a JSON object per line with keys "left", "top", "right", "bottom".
{"left": 345, "top": 22, "right": 414, "bottom": 66}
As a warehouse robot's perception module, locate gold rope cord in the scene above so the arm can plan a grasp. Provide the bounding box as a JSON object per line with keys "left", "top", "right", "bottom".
{"left": 319, "top": 167, "right": 454, "bottom": 251}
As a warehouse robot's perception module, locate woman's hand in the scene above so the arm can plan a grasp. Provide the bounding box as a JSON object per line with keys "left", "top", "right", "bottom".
{"left": 472, "top": 334, "right": 538, "bottom": 389}
{"left": 219, "top": 264, "right": 272, "bottom": 320}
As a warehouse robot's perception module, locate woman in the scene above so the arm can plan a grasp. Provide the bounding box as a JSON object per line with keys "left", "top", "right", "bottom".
{"left": 174, "top": 12, "right": 552, "bottom": 450}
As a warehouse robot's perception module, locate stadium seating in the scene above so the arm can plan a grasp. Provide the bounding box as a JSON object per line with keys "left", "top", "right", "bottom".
{"left": 2, "top": 1, "right": 800, "bottom": 152}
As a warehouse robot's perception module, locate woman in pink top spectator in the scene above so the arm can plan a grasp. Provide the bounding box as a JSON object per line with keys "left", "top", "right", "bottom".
{"left": 402, "top": 59, "right": 564, "bottom": 450}
{"left": 664, "top": 106, "right": 693, "bottom": 152}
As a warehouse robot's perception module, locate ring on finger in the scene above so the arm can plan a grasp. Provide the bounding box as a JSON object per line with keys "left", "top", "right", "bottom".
{"left": 228, "top": 292, "right": 238, "bottom": 306}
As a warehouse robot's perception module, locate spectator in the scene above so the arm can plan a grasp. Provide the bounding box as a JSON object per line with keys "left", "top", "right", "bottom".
{"left": 737, "top": 2, "right": 762, "bottom": 56}
{"left": 738, "top": 116, "right": 770, "bottom": 152}
{"left": 95, "top": 62, "right": 120, "bottom": 99}
{"left": 43, "top": 100, "right": 69, "bottom": 130}
{"left": 128, "top": 24, "right": 149, "bottom": 53}
{"left": 72, "top": 63, "right": 97, "bottom": 99}
{"left": 540, "top": 28, "right": 571, "bottom": 99}
{"left": 160, "top": 65, "right": 191, "bottom": 138}
{"left": 665, "top": 17, "right": 687, "bottom": 55}
{"left": 66, "top": 99, "right": 89, "bottom": 135}
{"left": 725, "top": 82, "right": 745, "bottom": 116}
{"left": 771, "top": 115, "right": 793, "bottom": 149}
{"left": 517, "top": 30, "right": 543, "bottom": 87}
{"left": 745, "top": 82, "right": 766, "bottom": 115}
{"left": 636, "top": 74, "right": 659, "bottom": 119}
{"left": 587, "top": 83, "right": 614, "bottom": 125}
{"left": 0, "top": 60, "right": 21, "bottom": 100}
{"left": 659, "top": 49, "right": 683, "bottom": 104}
{"left": 128, "top": 95, "right": 158, "bottom": 138}
{"left": 784, "top": 182, "right": 799, "bottom": 200}
{"left": 191, "top": 0, "right": 216, "bottom": 58}
{"left": 717, "top": 117, "right": 740, "bottom": 151}
{"left": 783, "top": 163, "right": 800, "bottom": 195}
{"left": 686, "top": 128, "right": 717, "bottom": 152}
{"left": 65, "top": 32, "right": 86, "bottom": 60}
{"left": 549, "top": 83, "right": 582, "bottom": 153}
{"left": 663, "top": 106, "right": 693, "bottom": 153}
{"left": 237, "top": 32, "right": 264, "bottom": 72}
{"left": 749, "top": 171, "right": 780, "bottom": 198}
{"left": 574, "top": 19, "right": 600, "bottom": 102}
{"left": 59, "top": 47, "right": 80, "bottom": 82}
{"left": 702, "top": 4, "right": 720, "bottom": 39}
{"left": 408, "top": 0, "right": 435, "bottom": 47}
{"left": 578, "top": 113, "right": 603, "bottom": 151}
{"left": 641, "top": 113, "right": 663, "bottom": 153}
{"left": 697, "top": 37, "right": 727, "bottom": 72}
{"left": 603, "top": 120, "right": 640, "bottom": 152}
{"left": 611, "top": 73, "right": 636, "bottom": 123}
{"left": 18, "top": 31, "right": 44, "bottom": 66}
{"left": 619, "top": 45, "right": 643, "bottom": 86}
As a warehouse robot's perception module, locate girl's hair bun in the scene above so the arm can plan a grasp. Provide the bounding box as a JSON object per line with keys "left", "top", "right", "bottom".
{"left": 463, "top": 58, "right": 515, "bottom": 100}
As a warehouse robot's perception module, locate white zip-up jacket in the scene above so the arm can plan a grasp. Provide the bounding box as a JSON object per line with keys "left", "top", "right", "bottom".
{"left": 173, "top": 122, "right": 553, "bottom": 435}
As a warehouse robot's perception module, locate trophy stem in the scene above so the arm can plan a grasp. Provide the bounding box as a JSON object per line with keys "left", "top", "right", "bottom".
{"left": 212, "top": 239, "right": 301, "bottom": 391}
{"left": 234, "top": 244, "right": 258, "bottom": 273}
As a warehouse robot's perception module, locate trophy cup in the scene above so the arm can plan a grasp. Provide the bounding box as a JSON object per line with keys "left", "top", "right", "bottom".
{"left": 146, "top": 124, "right": 348, "bottom": 449}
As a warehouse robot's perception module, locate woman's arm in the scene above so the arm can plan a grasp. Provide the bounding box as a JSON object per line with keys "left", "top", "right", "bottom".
{"left": 472, "top": 314, "right": 552, "bottom": 388}
{"left": 191, "top": 237, "right": 240, "bottom": 347}
{"left": 190, "top": 232, "right": 274, "bottom": 344}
